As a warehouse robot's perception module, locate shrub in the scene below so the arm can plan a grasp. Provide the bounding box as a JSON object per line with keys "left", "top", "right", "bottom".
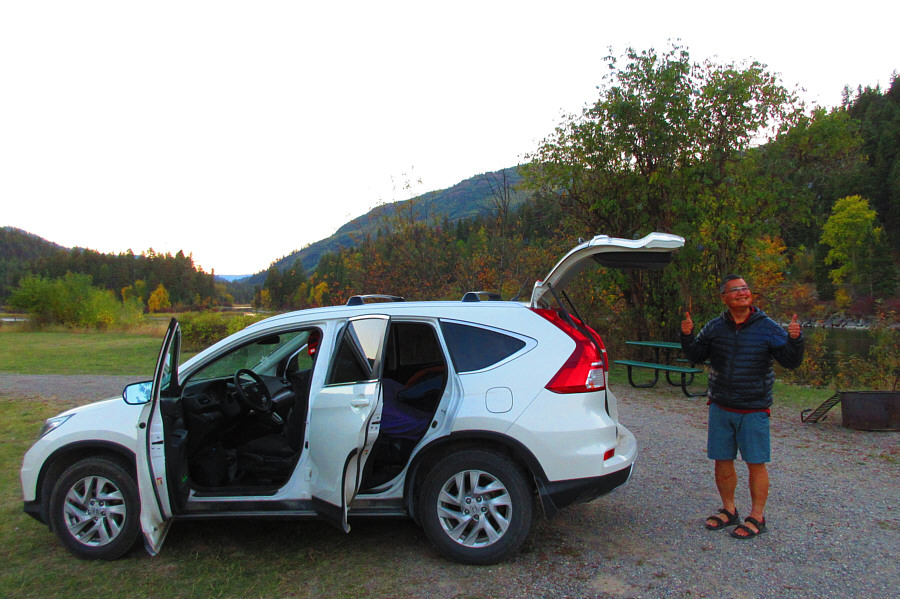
{"left": 8, "top": 273, "right": 145, "bottom": 329}
{"left": 783, "top": 327, "right": 832, "bottom": 387}
{"left": 835, "top": 314, "right": 899, "bottom": 390}
{"left": 180, "top": 311, "right": 267, "bottom": 350}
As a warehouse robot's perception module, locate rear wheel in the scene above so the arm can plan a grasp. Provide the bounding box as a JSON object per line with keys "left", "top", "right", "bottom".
{"left": 418, "top": 449, "right": 533, "bottom": 565}
{"left": 49, "top": 457, "right": 141, "bottom": 560}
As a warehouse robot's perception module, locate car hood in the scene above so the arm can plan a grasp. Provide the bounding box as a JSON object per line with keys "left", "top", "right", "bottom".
{"left": 55, "top": 396, "right": 134, "bottom": 418}
{"left": 530, "top": 232, "right": 685, "bottom": 308}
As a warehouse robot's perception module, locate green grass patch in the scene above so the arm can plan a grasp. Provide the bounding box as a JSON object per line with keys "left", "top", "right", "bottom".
{"left": 0, "top": 329, "right": 164, "bottom": 375}
{"left": 607, "top": 363, "right": 834, "bottom": 409}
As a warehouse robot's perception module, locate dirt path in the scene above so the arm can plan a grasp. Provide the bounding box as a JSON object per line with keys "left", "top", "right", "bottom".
{"left": 0, "top": 373, "right": 146, "bottom": 403}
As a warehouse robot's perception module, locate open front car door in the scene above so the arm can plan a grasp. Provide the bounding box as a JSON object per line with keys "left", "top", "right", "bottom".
{"left": 136, "top": 317, "right": 180, "bottom": 555}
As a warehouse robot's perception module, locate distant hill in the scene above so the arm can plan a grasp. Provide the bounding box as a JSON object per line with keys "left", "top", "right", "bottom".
{"left": 0, "top": 227, "right": 66, "bottom": 259}
{"left": 0, "top": 227, "right": 69, "bottom": 298}
{"left": 242, "top": 166, "right": 528, "bottom": 285}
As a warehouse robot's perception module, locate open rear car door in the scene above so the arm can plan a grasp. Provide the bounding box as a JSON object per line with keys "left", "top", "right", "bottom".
{"left": 308, "top": 316, "right": 389, "bottom": 532}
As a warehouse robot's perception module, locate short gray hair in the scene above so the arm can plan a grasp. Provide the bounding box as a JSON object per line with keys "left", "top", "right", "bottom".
{"left": 719, "top": 274, "right": 745, "bottom": 294}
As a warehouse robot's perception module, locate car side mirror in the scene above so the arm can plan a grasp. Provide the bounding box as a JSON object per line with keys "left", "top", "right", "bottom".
{"left": 123, "top": 381, "right": 153, "bottom": 405}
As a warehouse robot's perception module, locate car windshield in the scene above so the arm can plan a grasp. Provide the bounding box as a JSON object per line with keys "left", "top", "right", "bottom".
{"left": 190, "top": 330, "right": 310, "bottom": 381}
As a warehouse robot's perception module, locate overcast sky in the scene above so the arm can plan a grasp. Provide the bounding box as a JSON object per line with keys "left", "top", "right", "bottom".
{"left": 2, "top": 1, "right": 897, "bottom": 275}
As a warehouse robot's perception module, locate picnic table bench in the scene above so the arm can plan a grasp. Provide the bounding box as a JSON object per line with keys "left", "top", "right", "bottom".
{"left": 613, "top": 341, "right": 707, "bottom": 397}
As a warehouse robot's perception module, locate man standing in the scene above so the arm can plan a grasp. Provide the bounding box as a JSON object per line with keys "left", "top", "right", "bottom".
{"left": 680, "top": 275, "right": 804, "bottom": 539}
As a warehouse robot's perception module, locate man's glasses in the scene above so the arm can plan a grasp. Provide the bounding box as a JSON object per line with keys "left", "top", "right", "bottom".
{"left": 723, "top": 285, "right": 751, "bottom": 294}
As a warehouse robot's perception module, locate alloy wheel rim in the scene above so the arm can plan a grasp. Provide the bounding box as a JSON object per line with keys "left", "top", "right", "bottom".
{"left": 436, "top": 469, "right": 512, "bottom": 547}
{"left": 62, "top": 475, "right": 127, "bottom": 547}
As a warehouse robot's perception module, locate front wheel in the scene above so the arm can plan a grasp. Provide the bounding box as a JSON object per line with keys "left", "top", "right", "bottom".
{"left": 418, "top": 449, "right": 533, "bottom": 565}
{"left": 49, "top": 457, "right": 141, "bottom": 560}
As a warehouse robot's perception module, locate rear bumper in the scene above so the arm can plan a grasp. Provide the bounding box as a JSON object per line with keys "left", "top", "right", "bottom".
{"left": 537, "top": 464, "right": 633, "bottom": 519}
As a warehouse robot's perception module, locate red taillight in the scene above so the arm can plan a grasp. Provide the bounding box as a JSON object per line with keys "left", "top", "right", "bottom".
{"left": 532, "top": 308, "right": 607, "bottom": 394}
{"left": 603, "top": 448, "right": 615, "bottom": 461}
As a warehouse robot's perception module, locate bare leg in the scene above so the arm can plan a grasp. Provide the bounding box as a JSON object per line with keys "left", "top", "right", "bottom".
{"left": 742, "top": 462, "right": 768, "bottom": 533}
{"left": 707, "top": 459, "right": 738, "bottom": 527}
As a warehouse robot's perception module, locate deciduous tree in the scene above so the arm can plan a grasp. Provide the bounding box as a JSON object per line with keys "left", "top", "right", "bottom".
{"left": 523, "top": 42, "right": 803, "bottom": 336}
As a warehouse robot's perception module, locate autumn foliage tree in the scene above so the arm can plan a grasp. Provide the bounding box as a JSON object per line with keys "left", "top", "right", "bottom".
{"left": 523, "top": 42, "right": 806, "bottom": 337}
{"left": 148, "top": 283, "right": 171, "bottom": 313}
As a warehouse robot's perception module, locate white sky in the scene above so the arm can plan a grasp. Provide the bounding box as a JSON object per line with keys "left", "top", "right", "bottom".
{"left": 1, "top": 1, "right": 897, "bottom": 275}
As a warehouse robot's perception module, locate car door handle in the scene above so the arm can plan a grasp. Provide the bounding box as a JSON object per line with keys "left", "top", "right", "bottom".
{"left": 350, "top": 397, "right": 370, "bottom": 407}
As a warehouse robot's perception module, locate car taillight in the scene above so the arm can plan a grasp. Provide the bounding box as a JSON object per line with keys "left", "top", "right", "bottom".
{"left": 532, "top": 308, "right": 607, "bottom": 394}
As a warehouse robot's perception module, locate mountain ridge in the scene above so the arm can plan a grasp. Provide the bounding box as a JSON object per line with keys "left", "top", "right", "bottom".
{"left": 239, "top": 166, "right": 528, "bottom": 286}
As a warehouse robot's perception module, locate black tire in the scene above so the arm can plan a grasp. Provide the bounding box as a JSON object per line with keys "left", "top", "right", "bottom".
{"left": 418, "top": 449, "right": 533, "bottom": 565}
{"left": 49, "top": 457, "right": 141, "bottom": 560}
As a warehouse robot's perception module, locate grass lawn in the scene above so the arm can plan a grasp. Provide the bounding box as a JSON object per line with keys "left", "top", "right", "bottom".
{"left": 606, "top": 363, "right": 834, "bottom": 410}
{"left": 0, "top": 328, "right": 172, "bottom": 375}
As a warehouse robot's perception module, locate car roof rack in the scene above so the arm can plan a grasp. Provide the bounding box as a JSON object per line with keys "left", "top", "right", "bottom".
{"left": 461, "top": 291, "right": 503, "bottom": 302}
{"left": 346, "top": 294, "right": 406, "bottom": 306}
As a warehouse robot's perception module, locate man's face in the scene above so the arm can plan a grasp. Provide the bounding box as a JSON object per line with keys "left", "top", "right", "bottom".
{"left": 720, "top": 278, "right": 752, "bottom": 311}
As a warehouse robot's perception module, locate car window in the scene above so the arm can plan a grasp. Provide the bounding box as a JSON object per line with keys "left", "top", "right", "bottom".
{"left": 440, "top": 321, "right": 527, "bottom": 373}
{"left": 190, "top": 330, "right": 308, "bottom": 381}
{"left": 327, "top": 318, "right": 388, "bottom": 385}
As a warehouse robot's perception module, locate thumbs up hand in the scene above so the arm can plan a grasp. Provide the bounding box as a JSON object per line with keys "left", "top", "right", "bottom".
{"left": 788, "top": 313, "right": 801, "bottom": 339}
{"left": 681, "top": 311, "right": 694, "bottom": 335}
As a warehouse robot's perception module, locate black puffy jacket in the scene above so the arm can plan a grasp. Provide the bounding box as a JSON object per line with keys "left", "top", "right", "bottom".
{"left": 680, "top": 307, "right": 804, "bottom": 410}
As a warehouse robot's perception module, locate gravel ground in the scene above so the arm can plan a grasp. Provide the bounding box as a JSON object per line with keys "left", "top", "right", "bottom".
{"left": 0, "top": 373, "right": 147, "bottom": 403}
{"left": 4, "top": 373, "right": 898, "bottom": 598}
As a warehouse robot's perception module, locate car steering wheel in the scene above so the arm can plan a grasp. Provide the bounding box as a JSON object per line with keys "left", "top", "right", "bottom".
{"left": 233, "top": 369, "right": 273, "bottom": 412}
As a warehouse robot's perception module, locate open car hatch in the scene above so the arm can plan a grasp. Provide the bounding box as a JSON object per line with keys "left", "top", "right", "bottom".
{"left": 530, "top": 232, "right": 685, "bottom": 308}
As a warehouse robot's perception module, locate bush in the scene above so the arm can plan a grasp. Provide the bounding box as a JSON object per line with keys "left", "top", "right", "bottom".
{"left": 180, "top": 311, "right": 267, "bottom": 350}
{"left": 8, "top": 273, "right": 145, "bottom": 329}
{"left": 834, "top": 315, "right": 899, "bottom": 391}
{"left": 783, "top": 327, "right": 832, "bottom": 387}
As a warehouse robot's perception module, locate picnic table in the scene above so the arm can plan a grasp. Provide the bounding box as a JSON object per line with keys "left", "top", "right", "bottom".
{"left": 613, "top": 340, "right": 707, "bottom": 397}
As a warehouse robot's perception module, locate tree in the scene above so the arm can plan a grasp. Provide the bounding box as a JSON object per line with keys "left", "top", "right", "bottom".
{"left": 820, "top": 195, "right": 896, "bottom": 297}
{"left": 845, "top": 75, "right": 900, "bottom": 250}
{"left": 148, "top": 283, "right": 171, "bottom": 313}
{"left": 523, "top": 42, "right": 804, "bottom": 336}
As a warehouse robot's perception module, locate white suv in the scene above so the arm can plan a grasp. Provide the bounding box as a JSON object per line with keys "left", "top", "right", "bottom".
{"left": 21, "top": 233, "right": 683, "bottom": 564}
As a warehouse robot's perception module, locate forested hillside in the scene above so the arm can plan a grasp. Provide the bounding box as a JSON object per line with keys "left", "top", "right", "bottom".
{"left": 0, "top": 228, "right": 227, "bottom": 311}
{"left": 0, "top": 228, "right": 65, "bottom": 300}
{"left": 245, "top": 167, "right": 527, "bottom": 285}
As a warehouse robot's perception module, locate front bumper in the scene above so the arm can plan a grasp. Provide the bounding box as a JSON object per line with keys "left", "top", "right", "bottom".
{"left": 23, "top": 499, "right": 46, "bottom": 525}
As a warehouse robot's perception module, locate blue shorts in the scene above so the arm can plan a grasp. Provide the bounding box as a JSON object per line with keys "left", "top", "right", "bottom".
{"left": 707, "top": 403, "right": 770, "bottom": 463}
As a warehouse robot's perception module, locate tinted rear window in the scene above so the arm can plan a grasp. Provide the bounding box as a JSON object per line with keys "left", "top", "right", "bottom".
{"left": 440, "top": 322, "right": 526, "bottom": 373}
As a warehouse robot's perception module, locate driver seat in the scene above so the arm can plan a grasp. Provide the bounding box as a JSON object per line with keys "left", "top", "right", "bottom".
{"left": 236, "top": 370, "right": 310, "bottom": 480}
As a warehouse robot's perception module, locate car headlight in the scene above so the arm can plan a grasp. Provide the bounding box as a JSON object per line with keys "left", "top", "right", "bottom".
{"left": 38, "top": 414, "right": 72, "bottom": 439}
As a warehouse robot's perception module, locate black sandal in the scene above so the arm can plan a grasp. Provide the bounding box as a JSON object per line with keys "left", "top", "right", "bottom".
{"left": 705, "top": 508, "right": 739, "bottom": 530}
{"left": 731, "top": 516, "right": 767, "bottom": 539}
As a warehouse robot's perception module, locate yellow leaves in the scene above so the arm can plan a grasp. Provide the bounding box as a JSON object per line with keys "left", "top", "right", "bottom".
{"left": 147, "top": 284, "right": 171, "bottom": 313}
